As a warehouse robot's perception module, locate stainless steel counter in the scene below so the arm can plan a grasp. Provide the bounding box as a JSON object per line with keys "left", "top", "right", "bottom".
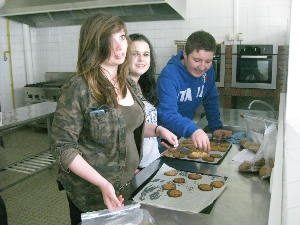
{"left": 0, "top": 101, "right": 57, "bottom": 136}
{"left": 131, "top": 108, "right": 273, "bottom": 225}
{"left": 0, "top": 101, "right": 57, "bottom": 190}
{"left": 132, "top": 144, "right": 270, "bottom": 225}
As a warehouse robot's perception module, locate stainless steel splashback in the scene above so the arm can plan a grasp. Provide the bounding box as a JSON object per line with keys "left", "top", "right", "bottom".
{"left": 45, "top": 72, "right": 75, "bottom": 82}
{"left": 0, "top": 0, "right": 186, "bottom": 27}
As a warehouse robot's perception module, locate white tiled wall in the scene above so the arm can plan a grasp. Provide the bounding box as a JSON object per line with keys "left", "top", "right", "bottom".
{"left": 0, "top": 0, "right": 291, "bottom": 109}
{"left": 28, "top": 0, "right": 291, "bottom": 80}
{"left": 0, "top": 18, "right": 26, "bottom": 110}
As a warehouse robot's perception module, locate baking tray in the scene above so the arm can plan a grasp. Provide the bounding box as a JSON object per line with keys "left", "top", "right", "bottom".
{"left": 161, "top": 139, "right": 232, "bottom": 165}
{"left": 132, "top": 164, "right": 228, "bottom": 213}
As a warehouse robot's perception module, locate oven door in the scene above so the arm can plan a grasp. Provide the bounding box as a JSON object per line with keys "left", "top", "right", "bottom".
{"left": 237, "top": 55, "right": 273, "bottom": 83}
{"left": 232, "top": 54, "right": 277, "bottom": 89}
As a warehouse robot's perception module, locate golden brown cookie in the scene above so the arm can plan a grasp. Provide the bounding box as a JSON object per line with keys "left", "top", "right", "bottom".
{"left": 220, "top": 142, "right": 231, "bottom": 148}
{"left": 187, "top": 151, "right": 201, "bottom": 159}
{"left": 172, "top": 150, "right": 186, "bottom": 158}
{"left": 254, "top": 158, "right": 265, "bottom": 167}
{"left": 180, "top": 143, "right": 195, "bottom": 149}
{"left": 173, "top": 177, "right": 186, "bottom": 183}
{"left": 211, "top": 180, "right": 224, "bottom": 188}
{"left": 202, "top": 156, "right": 215, "bottom": 162}
{"left": 164, "top": 169, "right": 178, "bottom": 176}
{"left": 187, "top": 151, "right": 208, "bottom": 159}
{"left": 259, "top": 165, "right": 272, "bottom": 178}
{"left": 162, "top": 150, "right": 174, "bottom": 157}
{"left": 238, "top": 161, "right": 252, "bottom": 172}
{"left": 180, "top": 139, "right": 193, "bottom": 145}
{"left": 188, "top": 173, "right": 202, "bottom": 180}
{"left": 216, "top": 146, "right": 228, "bottom": 152}
{"left": 162, "top": 182, "right": 176, "bottom": 190}
{"left": 198, "top": 184, "right": 213, "bottom": 191}
{"left": 167, "top": 189, "right": 182, "bottom": 197}
{"left": 210, "top": 153, "right": 222, "bottom": 158}
{"left": 210, "top": 145, "right": 219, "bottom": 151}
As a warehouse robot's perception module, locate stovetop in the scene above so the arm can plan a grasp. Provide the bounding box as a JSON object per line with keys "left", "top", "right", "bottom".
{"left": 25, "top": 80, "right": 65, "bottom": 88}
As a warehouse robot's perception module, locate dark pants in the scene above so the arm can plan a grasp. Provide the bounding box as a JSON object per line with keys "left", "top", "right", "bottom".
{"left": 67, "top": 195, "right": 82, "bottom": 225}
{"left": 57, "top": 181, "right": 82, "bottom": 225}
{"left": 0, "top": 196, "right": 8, "bottom": 225}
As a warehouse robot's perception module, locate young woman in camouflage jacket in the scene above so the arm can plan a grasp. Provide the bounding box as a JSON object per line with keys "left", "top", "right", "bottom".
{"left": 51, "top": 14, "right": 178, "bottom": 225}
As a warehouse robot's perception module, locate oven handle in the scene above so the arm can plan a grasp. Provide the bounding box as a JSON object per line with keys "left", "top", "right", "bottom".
{"left": 240, "top": 55, "right": 268, "bottom": 59}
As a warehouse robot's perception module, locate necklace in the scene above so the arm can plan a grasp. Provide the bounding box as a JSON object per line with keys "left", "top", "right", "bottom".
{"left": 100, "top": 66, "right": 121, "bottom": 96}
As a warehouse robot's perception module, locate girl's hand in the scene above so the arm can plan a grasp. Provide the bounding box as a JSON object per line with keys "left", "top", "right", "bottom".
{"left": 156, "top": 126, "right": 179, "bottom": 148}
{"left": 98, "top": 181, "right": 124, "bottom": 210}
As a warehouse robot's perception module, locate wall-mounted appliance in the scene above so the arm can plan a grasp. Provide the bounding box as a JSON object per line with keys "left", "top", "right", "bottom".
{"left": 232, "top": 45, "right": 278, "bottom": 89}
{"left": 174, "top": 41, "right": 225, "bottom": 87}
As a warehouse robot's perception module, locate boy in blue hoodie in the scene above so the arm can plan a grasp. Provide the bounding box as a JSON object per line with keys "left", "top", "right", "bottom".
{"left": 157, "top": 30, "right": 228, "bottom": 151}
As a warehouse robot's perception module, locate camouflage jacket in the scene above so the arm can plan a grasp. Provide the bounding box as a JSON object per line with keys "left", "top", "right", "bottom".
{"left": 50, "top": 75, "right": 145, "bottom": 212}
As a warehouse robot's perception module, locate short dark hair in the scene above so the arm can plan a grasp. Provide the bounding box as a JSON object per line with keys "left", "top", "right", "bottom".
{"left": 185, "top": 30, "right": 216, "bottom": 55}
{"left": 129, "top": 33, "right": 158, "bottom": 106}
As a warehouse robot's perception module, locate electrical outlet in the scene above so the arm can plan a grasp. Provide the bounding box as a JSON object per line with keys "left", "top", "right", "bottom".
{"left": 236, "top": 33, "right": 244, "bottom": 41}
{"left": 226, "top": 34, "right": 235, "bottom": 41}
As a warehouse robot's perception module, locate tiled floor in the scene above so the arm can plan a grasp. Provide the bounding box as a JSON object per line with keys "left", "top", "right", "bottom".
{"left": 0, "top": 127, "right": 70, "bottom": 225}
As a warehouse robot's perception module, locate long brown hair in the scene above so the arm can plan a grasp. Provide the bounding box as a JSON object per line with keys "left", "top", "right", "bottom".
{"left": 77, "top": 14, "right": 130, "bottom": 106}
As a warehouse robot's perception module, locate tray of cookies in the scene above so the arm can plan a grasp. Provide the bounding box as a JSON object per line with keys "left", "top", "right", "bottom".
{"left": 133, "top": 164, "right": 228, "bottom": 213}
{"left": 161, "top": 138, "right": 232, "bottom": 164}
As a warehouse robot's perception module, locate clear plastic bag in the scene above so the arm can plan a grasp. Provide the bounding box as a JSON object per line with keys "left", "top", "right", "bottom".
{"left": 239, "top": 113, "right": 278, "bottom": 176}
{"left": 254, "top": 123, "right": 277, "bottom": 163}
{"left": 81, "top": 203, "right": 156, "bottom": 225}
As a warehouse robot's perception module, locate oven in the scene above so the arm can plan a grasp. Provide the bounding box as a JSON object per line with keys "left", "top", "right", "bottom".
{"left": 232, "top": 45, "right": 277, "bottom": 89}
{"left": 213, "top": 44, "right": 225, "bottom": 87}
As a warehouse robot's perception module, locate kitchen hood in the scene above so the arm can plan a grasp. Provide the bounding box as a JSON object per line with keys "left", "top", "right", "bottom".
{"left": 0, "top": 0, "right": 186, "bottom": 27}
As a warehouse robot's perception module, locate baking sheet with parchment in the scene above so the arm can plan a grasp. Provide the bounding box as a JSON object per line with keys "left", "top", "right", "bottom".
{"left": 133, "top": 164, "right": 228, "bottom": 213}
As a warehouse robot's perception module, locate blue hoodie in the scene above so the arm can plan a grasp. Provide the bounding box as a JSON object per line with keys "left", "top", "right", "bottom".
{"left": 157, "top": 51, "right": 222, "bottom": 138}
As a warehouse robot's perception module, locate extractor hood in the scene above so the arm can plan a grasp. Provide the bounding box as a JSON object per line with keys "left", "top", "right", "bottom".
{"left": 0, "top": 0, "right": 186, "bottom": 27}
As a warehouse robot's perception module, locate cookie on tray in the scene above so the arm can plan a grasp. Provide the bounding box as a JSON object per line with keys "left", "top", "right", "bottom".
{"left": 172, "top": 150, "right": 186, "bottom": 158}
{"left": 167, "top": 189, "right": 182, "bottom": 198}
{"left": 187, "top": 151, "right": 208, "bottom": 159}
{"left": 202, "top": 156, "right": 215, "bottom": 162}
{"left": 198, "top": 184, "right": 213, "bottom": 191}
{"left": 180, "top": 139, "right": 193, "bottom": 145}
{"left": 210, "top": 153, "right": 222, "bottom": 158}
{"left": 173, "top": 177, "right": 186, "bottom": 183}
{"left": 187, "top": 151, "right": 201, "bottom": 159}
{"left": 162, "top": 182, "right": 176, "bottom": 190}
{"left": 188, "top": 173, "right": 202, "bottom": 180}
{"left": 216, "top": 146, "right": 228, "bottom": 152}
{"left": 164, "top": 169, "right": 178, "bottom": 176}
{"left": 211, "top": 180, "right": 224, "bottom": 188}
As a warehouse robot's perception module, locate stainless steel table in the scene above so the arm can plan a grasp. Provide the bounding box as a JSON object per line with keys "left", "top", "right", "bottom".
{"left": 0, "top": 101, "right": 57, "bottom": 191}
{"left": 130, "top": 108, "right": 273, "bottom": 225}
{"left": 0, "top": 101, "right": 57, "bottom": 137}
{"left": 81, "top": 108, "right": 273, "bottom": 225}
{"left": 132, "top": 143, "right": 270, "bottom": 225}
